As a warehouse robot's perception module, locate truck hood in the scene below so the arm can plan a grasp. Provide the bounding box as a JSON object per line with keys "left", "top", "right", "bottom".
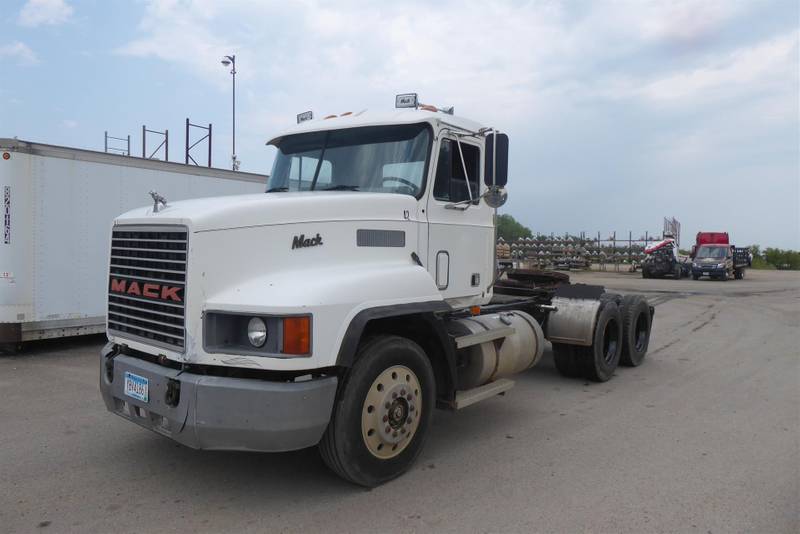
{"left": 114, "top": 191, "right": 419, "bottom": 231}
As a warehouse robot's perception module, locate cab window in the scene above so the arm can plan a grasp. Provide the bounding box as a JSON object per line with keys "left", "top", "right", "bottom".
{"left": 433, "top": 139, "right": 480, "bottom": 203}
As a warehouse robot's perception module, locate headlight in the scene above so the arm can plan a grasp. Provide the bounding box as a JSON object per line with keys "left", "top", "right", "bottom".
{"left": 204, "top": 313, "right": 311, "bottom": 357}
{"left": 717, "top": 263, "right": 726, "bottom": 268}
{"left": 247, "top": 317, "right": 268, "bottom": 347}
{"left": 692, "top": 262, "right": 698, "bottom": 268}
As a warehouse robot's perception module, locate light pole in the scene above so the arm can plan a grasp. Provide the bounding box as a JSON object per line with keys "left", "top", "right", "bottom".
{"left": 221, "top": 54, "right": 239, "bottom": 170}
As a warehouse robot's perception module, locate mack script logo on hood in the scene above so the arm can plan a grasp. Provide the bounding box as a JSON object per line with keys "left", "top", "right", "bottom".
{"left": 292, "top": 233, "right": 323, "bottom": 250}
{"left": 109, "top": 279, "right": 183, "bottom": 302}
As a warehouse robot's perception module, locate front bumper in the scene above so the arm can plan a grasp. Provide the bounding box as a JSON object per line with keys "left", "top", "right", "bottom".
{"left": 692, "top": 265, "right": 725, "bottom": 276}
{"left": 99, "top": 344, "right": 338, "bottom": 452}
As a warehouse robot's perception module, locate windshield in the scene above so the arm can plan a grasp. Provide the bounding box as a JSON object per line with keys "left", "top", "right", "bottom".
{"left": 267, "top": 123, "right": 431, "bottom": 197}
{"left": 697, "top": 246, "right": 728, "bottom": 259}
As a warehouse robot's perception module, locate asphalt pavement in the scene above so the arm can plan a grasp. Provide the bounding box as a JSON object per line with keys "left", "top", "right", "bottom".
{"left": 1, "top": 269, "right": 798, "bottom": 533}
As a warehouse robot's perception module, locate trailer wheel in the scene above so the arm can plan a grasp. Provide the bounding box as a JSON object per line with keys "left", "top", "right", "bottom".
{"left": 582, "top": 301, "right": 623, "bottom": 382}
{"left": 619, "top": 295, "right": 651, "bottom": 367}
{"left": 319, "top": 335, "right": 435, "bottom": 487}
{"left": 552, "top": 343, "right": 582, "bottom": 378}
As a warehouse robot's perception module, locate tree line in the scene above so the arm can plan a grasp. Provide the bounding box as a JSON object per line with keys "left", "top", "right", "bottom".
{"left": 748, "top": 245, "right": 800, "bottom": 270}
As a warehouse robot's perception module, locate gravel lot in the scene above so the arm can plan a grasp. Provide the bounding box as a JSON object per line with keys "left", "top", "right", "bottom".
{"left": 1, "top": 270, "right": 798, "bottom": 533}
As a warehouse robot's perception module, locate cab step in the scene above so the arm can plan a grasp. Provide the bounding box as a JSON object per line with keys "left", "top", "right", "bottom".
{"left": 454, "top": 378, "right": 515, "bottom": 410}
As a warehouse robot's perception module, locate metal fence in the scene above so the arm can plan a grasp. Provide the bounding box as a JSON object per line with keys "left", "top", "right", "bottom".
{"left": 497, "top": 231, "right": 670, "bottom": 272}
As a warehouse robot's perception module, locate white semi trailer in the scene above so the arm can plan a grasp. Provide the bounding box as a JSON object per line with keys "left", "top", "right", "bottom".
{"left": 99, "top": 96, "right": 655, "bottom": 486}
{"left": 0, "top": 139, "right": 265, "bottom": 350}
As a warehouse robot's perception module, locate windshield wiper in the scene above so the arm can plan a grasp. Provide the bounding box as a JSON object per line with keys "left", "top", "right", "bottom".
{"left": 266, "top": 186, "right": 289, "bottom": 192}
{"left": 323, "top": 185, "right": 360, "bottom": 191}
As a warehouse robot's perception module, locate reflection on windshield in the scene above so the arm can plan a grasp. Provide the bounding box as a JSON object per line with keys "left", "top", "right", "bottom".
{"left": 267, "top": 123, "right": 431, "bottom": 197}
{"left": 697, "top": 246, "right": 728, "bottom": 259}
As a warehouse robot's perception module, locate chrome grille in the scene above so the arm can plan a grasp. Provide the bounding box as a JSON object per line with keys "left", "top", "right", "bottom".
{"left": 107, "top": 225, "right": 187, "bottom": 351}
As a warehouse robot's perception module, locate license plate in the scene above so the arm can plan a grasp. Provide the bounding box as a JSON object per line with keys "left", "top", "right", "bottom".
{"left": 703, "top": 272, "right": 710, "bottom": 276}
{"left": 124, "top": 371, "right": 149, "bottom": 402}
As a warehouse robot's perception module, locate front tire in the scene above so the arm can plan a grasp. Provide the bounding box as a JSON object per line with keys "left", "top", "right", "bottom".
{"left": 319, "top": 335, "right": 435, "bottom": 487}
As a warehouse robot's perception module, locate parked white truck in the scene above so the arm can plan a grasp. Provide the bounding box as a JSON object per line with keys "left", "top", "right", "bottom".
{"left": 100, "top": 95, "right": 655, "bottom": 486}
{"left": 0, "top": 139, "right": 265, "bottom": 350}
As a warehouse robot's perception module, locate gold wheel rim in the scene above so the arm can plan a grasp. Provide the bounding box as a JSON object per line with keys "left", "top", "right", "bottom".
{"left": 361, "top": 365, "right": 422, "bottom": 459}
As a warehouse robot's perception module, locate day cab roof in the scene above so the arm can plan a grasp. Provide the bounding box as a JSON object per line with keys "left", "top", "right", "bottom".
{"left": 266, "top": 108, "right": 487, "bottom": 146}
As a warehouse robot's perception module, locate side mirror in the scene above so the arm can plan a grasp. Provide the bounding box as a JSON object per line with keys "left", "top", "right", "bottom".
{"left": 484, "top": 133, "right": 509, "bottom": 187}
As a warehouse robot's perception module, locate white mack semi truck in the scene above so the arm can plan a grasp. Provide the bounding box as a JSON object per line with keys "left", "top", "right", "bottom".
{"left": 100, "top": 94, "right": 655, "bottom": 487}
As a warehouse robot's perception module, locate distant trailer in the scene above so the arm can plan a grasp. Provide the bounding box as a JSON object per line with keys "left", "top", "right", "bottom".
{"left": 0, "top": 138, "right": 266, "bottom": 350}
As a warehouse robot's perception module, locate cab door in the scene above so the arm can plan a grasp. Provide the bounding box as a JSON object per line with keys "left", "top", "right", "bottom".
{"left": 425, "top": 136, "right": 493, "bottom": 305}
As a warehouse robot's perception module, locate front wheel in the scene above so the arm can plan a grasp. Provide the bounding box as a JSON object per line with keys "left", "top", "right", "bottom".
{"left": 319, "top": 335, "right": 435, "bottom": 487}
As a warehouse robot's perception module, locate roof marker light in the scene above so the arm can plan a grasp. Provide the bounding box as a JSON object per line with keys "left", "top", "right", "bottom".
{"left": 296, "top": 111, "right": 314, "bottom": 124}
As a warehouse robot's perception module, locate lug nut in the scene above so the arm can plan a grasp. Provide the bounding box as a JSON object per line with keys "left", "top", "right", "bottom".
{"left": 385, "top": 426, "right": 391, "bottom": 433}
{"left": 392, "top": 392, "right": 397, "bottom": 399}
{"left": 382, "top": 415, "right": 388, "bottom": 422}
{"left": 407, "top": 417, "right": 412, "bottom": 425}
{"left": 407, "top": 394, "right": 413, "bottom": 401}
{"left": 409, "top": 405, "right": 414, "bottom": 412}
{"left": 401, "top": 428, "right": 406, "bottom": 434}
{"left": 385, "top": 402, "right": 390, "bottom": 409}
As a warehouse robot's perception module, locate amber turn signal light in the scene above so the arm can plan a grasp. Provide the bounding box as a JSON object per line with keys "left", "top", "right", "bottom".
{"left": 282, "top": 316, "right": 311, "bottom": 356}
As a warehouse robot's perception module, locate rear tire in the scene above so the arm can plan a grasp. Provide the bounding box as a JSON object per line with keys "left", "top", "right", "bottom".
{"left": 582, "top": 301, "right": 623, "bottom": 382}
{"left": 619, "top": 295, "right": 651, "bottom": 367}
{"left": 553, "top": 343, "right": 582, "bottom": 378}
{"left": 319, "top": 335, "right": 435, "bottom": 487}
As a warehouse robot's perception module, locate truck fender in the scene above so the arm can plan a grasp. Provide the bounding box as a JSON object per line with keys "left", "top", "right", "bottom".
{"left": 334, "top": 302, "right": 459, "bottom": 406}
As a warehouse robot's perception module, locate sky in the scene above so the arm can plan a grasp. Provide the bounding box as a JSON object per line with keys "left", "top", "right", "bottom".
{"left": 1, "top": 0, "right": 798, "bottom": 248}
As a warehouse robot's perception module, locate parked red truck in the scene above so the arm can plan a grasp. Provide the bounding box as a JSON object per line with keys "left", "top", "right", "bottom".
{"left": 690, "top": 232, "right": 750, "bottom": 281}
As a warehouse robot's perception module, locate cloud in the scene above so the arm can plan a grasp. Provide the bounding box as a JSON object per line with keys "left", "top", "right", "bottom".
{"left": 18, "top": 0, "right": 74, "bottom": 27}
{"left": 115, "top": 0, "right": 799, "bottom": 247}
{"left": 639, "top": 33, "right": 799, "bottom": 101}
{"left": 0, "top": 42, "right": 39, "bottom": 65}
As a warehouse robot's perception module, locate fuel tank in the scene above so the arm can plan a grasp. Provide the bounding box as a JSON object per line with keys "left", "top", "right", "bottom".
{"left": 451, "top": 310, "right": 544, "bottom": 390}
